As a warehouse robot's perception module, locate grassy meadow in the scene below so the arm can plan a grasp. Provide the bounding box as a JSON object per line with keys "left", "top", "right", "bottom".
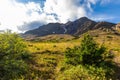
{"left": 0, "top": 30, "right": 120, "bottom": 79}
{"left": 25, "top": 30, "right": 120, "bottom": 79}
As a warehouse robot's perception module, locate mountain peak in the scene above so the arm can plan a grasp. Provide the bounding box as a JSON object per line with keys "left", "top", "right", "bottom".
{"left": 65, "top": 21, "right": 72, "bottom": 25}
{"left": 74, "top": 17, "right": 92, "bottom": 24}
{"left": 77, "top": 17, "right": 89, "bottom": 21}
{"left": 24, "top": 17, "right": 116, "bottom": 37}
{"left": 79, "top": 17, "right": 88, "bottom": 20}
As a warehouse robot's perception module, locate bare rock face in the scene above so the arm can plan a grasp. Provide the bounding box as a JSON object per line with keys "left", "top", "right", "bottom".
{"left": 116, "top": 23, "right": 120, "bottom": 31}
{"left": 94, "top": 22, "right": 115, "bottom": 29}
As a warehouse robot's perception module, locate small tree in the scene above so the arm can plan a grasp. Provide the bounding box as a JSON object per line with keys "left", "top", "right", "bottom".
{"left": 80, "top": 34, "right": 105, "bottom": 66}
{"left": 64, "top": 34, "right": 114, "bottom": 79}
{"left": 65, "top": 34, "right": 113, "bottom": 66}
{"left": 0, "top": 32, "right": 30, "bottom": 79}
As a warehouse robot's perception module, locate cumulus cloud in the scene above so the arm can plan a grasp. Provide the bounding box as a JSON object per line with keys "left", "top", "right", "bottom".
{"left": 0, "top": 0, "right": 43, "bottom": 32}
{"left": 0, "top": 0, "right": 56, "bottom": 32}
{"left": 0, "top": 0, "right": 113, "bottom": 32}
{"left": 43, "top": 0, "right": 87, "bottom": 23}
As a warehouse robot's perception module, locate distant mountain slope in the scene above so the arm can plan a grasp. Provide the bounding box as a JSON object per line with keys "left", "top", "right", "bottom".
{"left": 64, "top": 17, "right": 97, "bottom": 35}
{"left": 24, "top": 17, "right": 116, "bottom": 37}
{"left": 25, "top": 23, "right": 64, "bottom": 36}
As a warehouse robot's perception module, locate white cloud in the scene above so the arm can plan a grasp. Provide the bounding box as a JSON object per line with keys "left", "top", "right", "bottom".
{"left": 0, "top": 0, "right": 42, "bottom": 32}
{"left": 43, "top": 0, "right": 87, "bottom": 23}
{"left": 0, "top": 0, "right": 45, "bottom": 32}
{"left": 0, "top": 0, "right": 112, "bottom": 32}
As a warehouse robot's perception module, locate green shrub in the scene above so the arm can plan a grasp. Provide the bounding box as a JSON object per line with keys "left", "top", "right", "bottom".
{"left": 58, "top": 64, "right": 114, "bottom": 80}
{"left": 64, "top": 34, "right": 115, "bottom": 79}
{"left": 0, "top": 32, "right": 30, "bottom": 79}
{"left": 58, "top": 65, "right": 108, "bottom": 80}
{"left": 65, "top": 34, "right": 113, "bottom": 66}
{"left": 64, "top": 47, "right": 81, "bottom": 65}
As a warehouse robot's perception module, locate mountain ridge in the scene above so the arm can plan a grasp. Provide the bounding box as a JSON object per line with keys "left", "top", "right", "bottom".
{"left": 24, "top": 17, "right": 117, "bottom": 37}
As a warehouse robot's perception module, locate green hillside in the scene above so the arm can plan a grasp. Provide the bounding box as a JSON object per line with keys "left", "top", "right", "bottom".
{"left": 26, "top": 29, "right": 120, "bottom": 80}
{"left": 0, "top": 30, "right": 120, "bottom": 80}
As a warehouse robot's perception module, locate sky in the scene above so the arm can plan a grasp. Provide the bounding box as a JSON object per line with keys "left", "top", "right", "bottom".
{"left": 0, "top": 0, "right": 120, "bottom": 33}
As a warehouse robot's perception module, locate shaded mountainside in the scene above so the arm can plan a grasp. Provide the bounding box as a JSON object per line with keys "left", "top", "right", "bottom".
{"left": 24, "top": 17, "right": 117, "bottom": 37}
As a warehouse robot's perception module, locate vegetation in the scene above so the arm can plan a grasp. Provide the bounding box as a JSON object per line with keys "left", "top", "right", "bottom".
{"left": 63, "top": 34, "right": 115, "bottom": 80}
{"left": 0, "top": 32, "right": 31, "bottom": 79}
{"left": 65, "top": 34, "right": 113, "bottom": 65}
{"left": 58, "top": 65, "right": 109, "bottom": 80}
{"left": 0, "top": 31, "right": 120, "bottom": 79}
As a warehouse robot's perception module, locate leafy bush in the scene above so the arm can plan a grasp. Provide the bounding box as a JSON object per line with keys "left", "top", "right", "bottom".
{"left": 0, "top": 32, "right": 30, "bottom": 79}
{"left": 65, "top": 34, "right": 113, "bottom": 66}
{"left": 57, "top": 65, "right": 114, "bottom": 80}
{"left": 64, "top": 34, "right": 115, "bottom": 79}
{"left": 64, "top": 47, "right": 81, "bottom": 65}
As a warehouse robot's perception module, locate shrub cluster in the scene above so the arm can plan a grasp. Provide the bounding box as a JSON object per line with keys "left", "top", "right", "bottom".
{"left": 0, "top": 32, "right": 30, "bottom": 79}
{"left": 63, "top": 34, "right": 115, "bottom": 80}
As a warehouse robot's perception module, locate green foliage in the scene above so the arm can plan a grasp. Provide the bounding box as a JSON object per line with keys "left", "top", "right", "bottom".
{"left": 80, "top": 34, "right": 98, "bottom": 65}
{"left": 58, "top": 65, "right": 114, "bottom": 80}
{"left": 58, "top": 65, "right": 105, "bottom": 80}
{"left": 80, "top": 34, "right": 108, "bottom": 66}
{"left": 64, "top": 34, "right": 115, "bottom": 79}
{"left": 0, "top": 32, "right": 30, "bottom": 79}
{"left": 65, "top": 34, "right": 113, "bottom": 66}
{"left": 64, "top": 47, "right": 81, "bottom": 65}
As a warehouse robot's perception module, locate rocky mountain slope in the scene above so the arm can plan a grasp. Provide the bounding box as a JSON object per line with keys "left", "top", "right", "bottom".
{"left": 24, "top": 17, "right": 117, "bottom": 37}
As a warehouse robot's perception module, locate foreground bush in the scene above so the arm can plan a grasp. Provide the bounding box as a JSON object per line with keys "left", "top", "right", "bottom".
{"left": 0, "top": 32, "right": 30, "bottom": 79}
{"left": 57, "top": 64, "right": 115, "bottom": 80}
{"left": 63, "top": 34, "right": 115, "bottom": 79}
{"left": 65, "top": 34, "right": 113, "bottom": 66}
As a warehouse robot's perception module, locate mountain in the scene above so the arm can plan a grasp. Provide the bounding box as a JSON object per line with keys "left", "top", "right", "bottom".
{"left": 24, "top": 17, "right": 117, "bottom": 37}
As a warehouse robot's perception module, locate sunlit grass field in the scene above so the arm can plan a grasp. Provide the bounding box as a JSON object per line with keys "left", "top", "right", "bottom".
{"left": 27, "top": 41, "right": 79, "bottom": 53}
{"left": 25, "top": 30, "right": 120, "bottom": 79}
{"left": 27, "top": 31, "right": 120, "bottom": 53}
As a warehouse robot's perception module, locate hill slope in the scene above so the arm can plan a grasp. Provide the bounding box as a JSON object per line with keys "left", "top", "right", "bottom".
{"left": 24, "top": 17, "right": 117, "bottom": 37}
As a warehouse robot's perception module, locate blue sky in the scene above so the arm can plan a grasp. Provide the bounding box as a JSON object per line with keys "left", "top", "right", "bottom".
{"left": 17, "top": 0, "right": 120, "bottom": 23}
{"left": 90, "top": 0, "right": 120, "bottom": 23}
{"left": 0, "top": 0, "right": 120, "bottom": 32}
